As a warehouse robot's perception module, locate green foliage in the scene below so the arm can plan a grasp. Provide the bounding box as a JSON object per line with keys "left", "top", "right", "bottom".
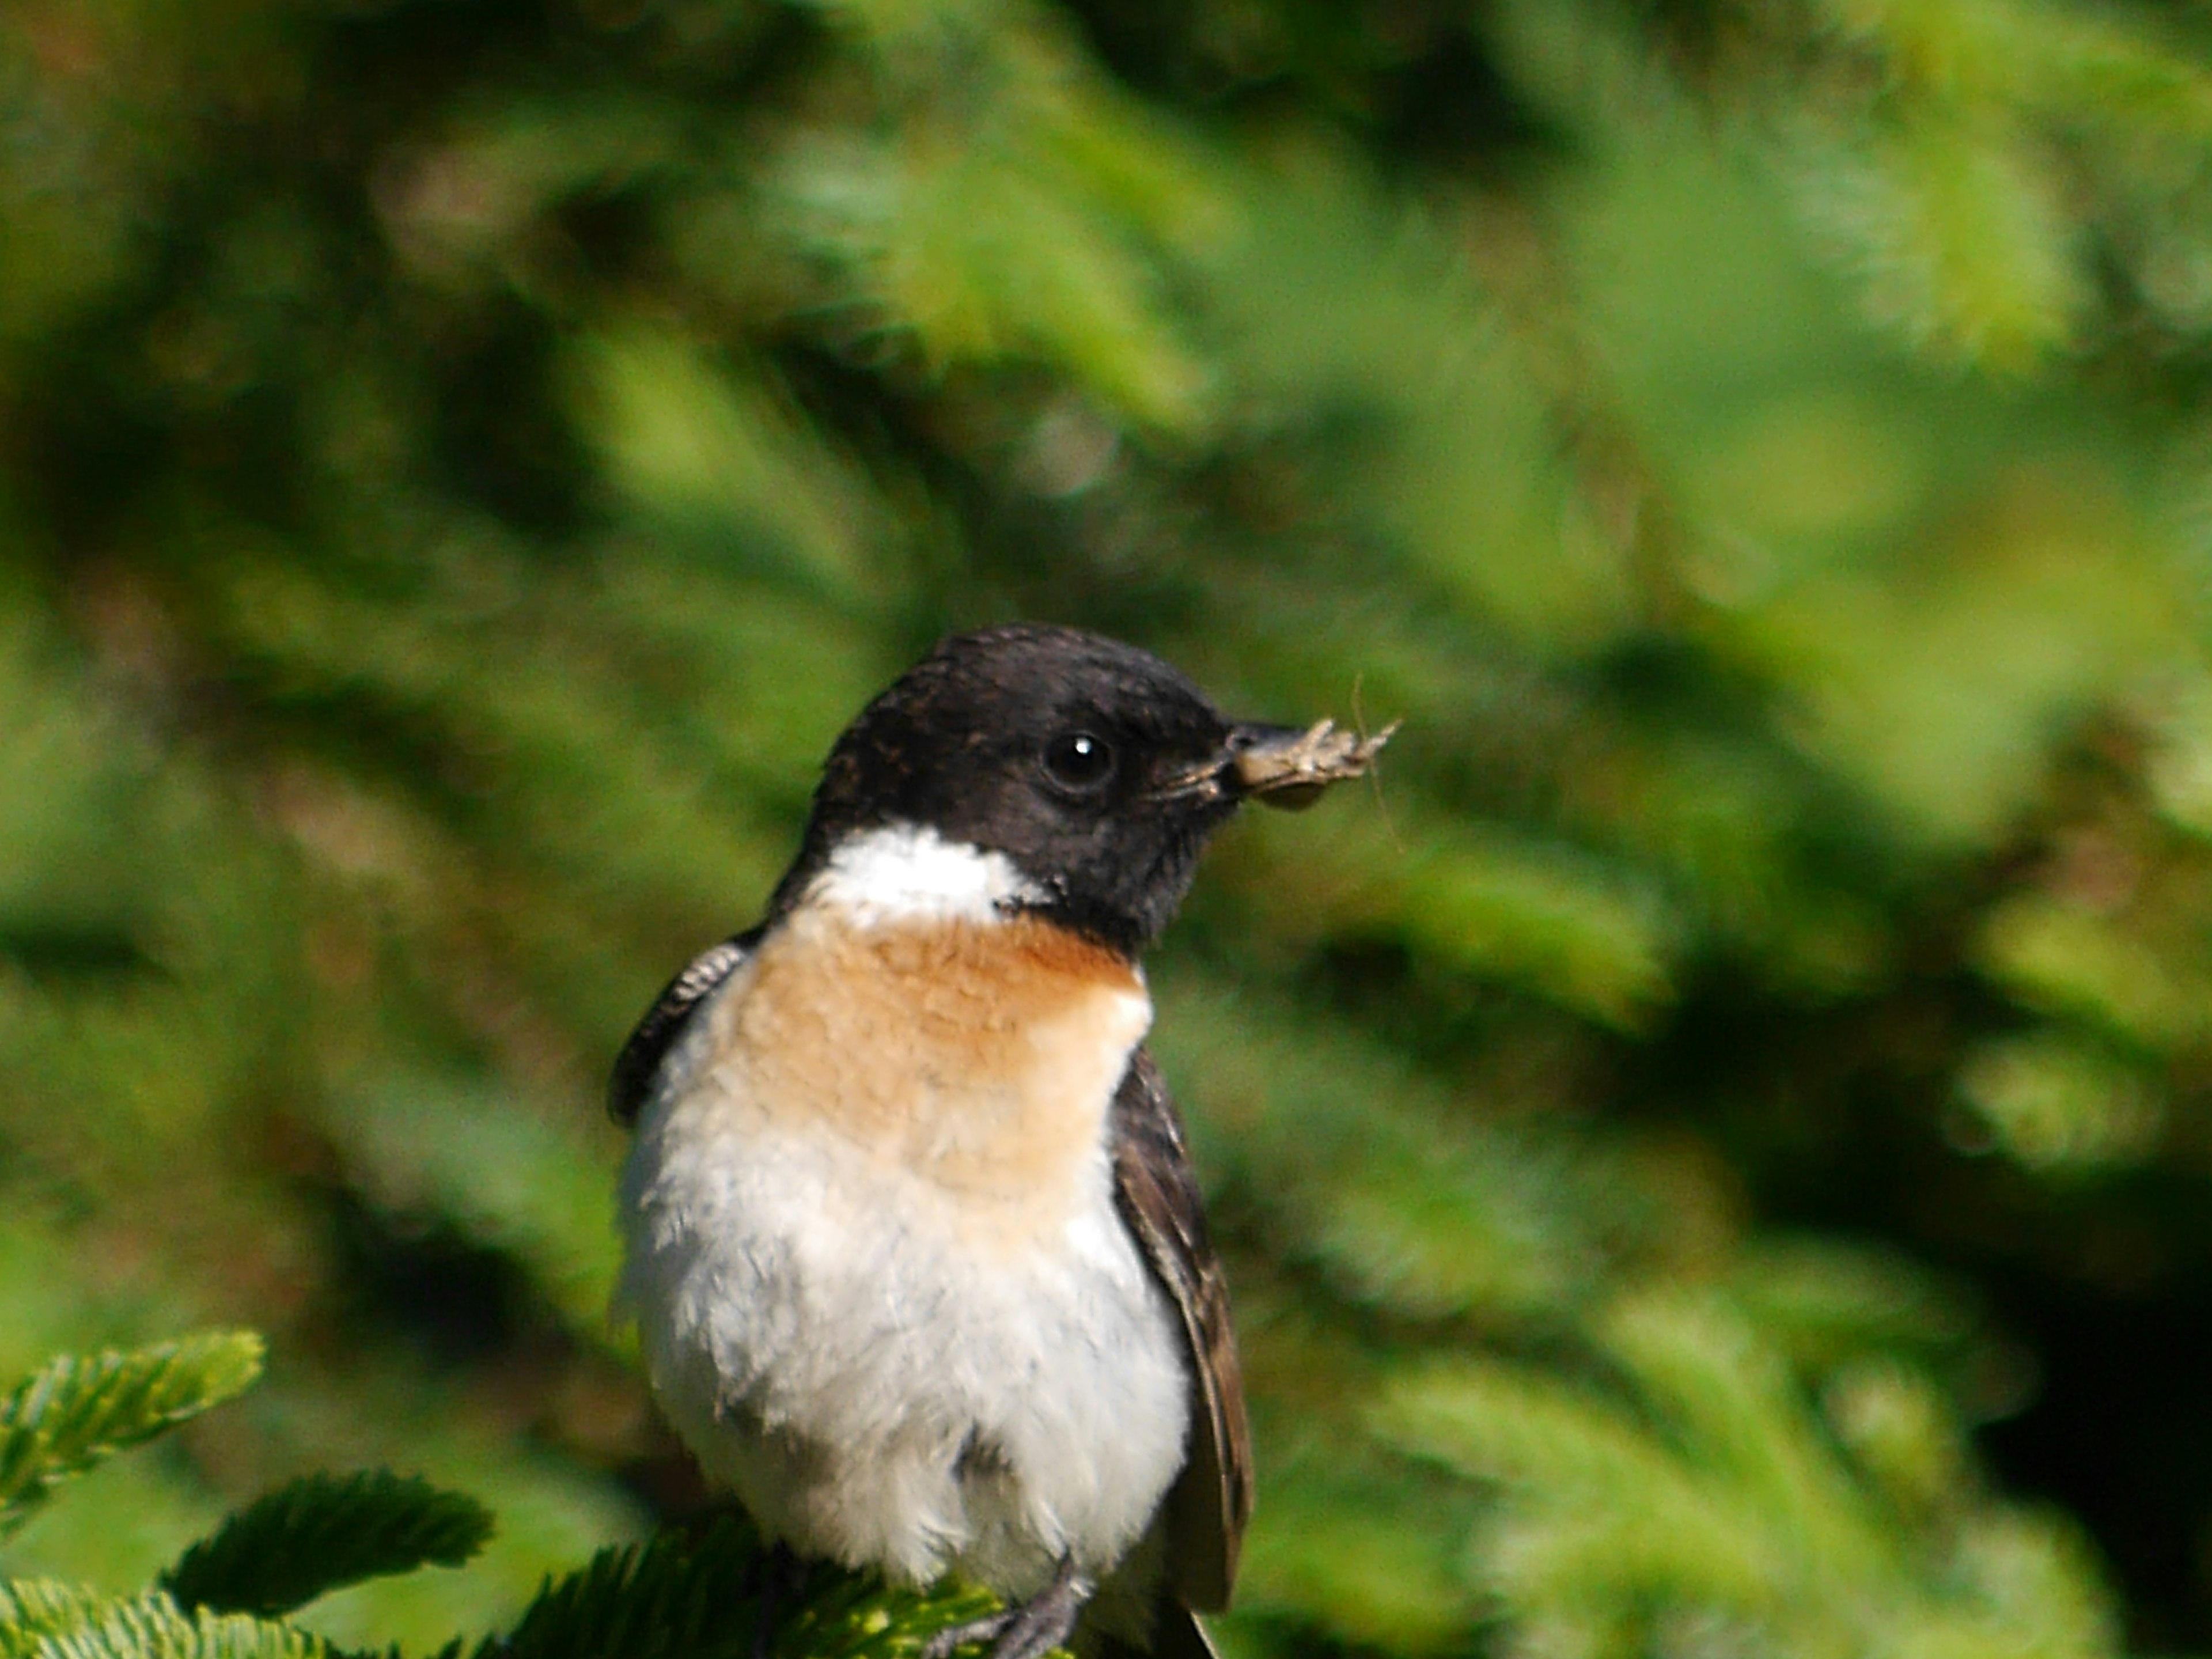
{"left": 0, "top": 1338, "right": 265, "bottom": 1536}
{"left": 1378, "top": 1292, "right": 2119, "bottom": 1658}
{"left": 1640, "top": 0, "right": 2212, "bottom": 367}
{"left": 161, "top": 1474, "right": 495, "bottom": 1619}
{"left": 0, "top": 1581, "right": 115, "bottom": 1659}
{"left": 0, "top": 1341, "right": 1026, "bottom": 1659}
{"left": 480, "top": 1517, "right": 997, "bottom": 1659}
{"left": 23, "top": 1593, "right": 327, "bottom": 1659}
{"left": 476, "top": 1520, "right": 768, "bottom": 1659}
{"left": 778, "top": 0, "right": 1223, "bottom": 431}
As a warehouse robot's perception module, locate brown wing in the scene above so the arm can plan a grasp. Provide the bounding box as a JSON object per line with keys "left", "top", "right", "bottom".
{"left": 1108, "top": 1048, "right": 1253, "bottom": 1613}
{"left": 607, "top": 928, "right": 760, "bottom": 1126}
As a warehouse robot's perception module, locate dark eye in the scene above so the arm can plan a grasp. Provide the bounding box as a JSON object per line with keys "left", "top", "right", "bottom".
{"left": 1042, "top": 730, "right": 1118, "bottom": 794}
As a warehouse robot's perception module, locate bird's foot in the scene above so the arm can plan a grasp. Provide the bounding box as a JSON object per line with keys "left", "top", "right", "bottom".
{"left": 922, "top": 1556, "right": 1088, "bottom": 1659}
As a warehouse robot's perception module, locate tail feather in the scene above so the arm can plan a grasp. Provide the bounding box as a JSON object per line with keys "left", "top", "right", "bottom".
{"left": 1143, "top": 1600, "right": 1218, "bottom": 1659}
{"left": 1082, "top": 1590, "right": 1217, "bottom": 1659}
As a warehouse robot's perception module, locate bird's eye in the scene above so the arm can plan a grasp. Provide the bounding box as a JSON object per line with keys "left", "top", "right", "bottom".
{"left": 1042, "top": 730, "right": 1118, "bottom": 794}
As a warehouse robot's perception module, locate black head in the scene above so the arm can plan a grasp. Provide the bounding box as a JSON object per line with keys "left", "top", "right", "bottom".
{"left": 771, "top": 624, "right": 1360, "bottom": 955}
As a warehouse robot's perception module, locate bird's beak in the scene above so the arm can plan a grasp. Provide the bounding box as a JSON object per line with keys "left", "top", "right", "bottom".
{"left": 1221, "top": 718, "right": 1398, "bottom": 810}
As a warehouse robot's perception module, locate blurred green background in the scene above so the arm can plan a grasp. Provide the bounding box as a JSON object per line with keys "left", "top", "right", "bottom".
{"left": 13, "top": 0, "right": 2212, "bottom": 1653}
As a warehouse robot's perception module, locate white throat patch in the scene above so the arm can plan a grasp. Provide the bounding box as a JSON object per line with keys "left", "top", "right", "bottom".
{"left": 806, "top": 821, "right": 1045, "bottom": 926}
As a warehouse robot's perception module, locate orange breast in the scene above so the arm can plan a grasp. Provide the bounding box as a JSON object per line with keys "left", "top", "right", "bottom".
{"left": 705, "top": 912, "right": 1152, "bottom": 1225}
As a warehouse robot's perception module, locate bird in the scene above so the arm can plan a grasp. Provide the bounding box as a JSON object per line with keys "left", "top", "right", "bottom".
{"left": 609, "top": 623, "right": 1391, "bottom": 1659}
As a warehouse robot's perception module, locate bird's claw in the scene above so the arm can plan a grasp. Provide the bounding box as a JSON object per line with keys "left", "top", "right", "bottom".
{"left": 920, "top": 1559, "right": 1086, "bottom": 1659}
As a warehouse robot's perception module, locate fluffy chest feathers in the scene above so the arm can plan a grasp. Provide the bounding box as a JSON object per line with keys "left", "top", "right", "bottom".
{"left": 719, "top": 909, "right": 1152, "bottom": 1229}
{"left": 617, "top": 884, "right": 1190, "bottom": 1596}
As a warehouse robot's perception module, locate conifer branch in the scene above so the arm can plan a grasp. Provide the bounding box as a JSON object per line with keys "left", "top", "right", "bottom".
{"left": 0, "top": 1579, "right": 112, "bottom": 1659}
{"left": 2, "top": 1583, "right": 327, "bottom": 1659}
{"left": 26, "top": 1591, "right": 325, "bottom": 1659}
{"left": 160, "top": 1472, "right": 496, "bottom": 1618}
{"left": 0, "top": 1335, "right": 265, "bottom": 1535}
{"left": 475, "top": 1516, "right": 1002, "bottom": 1659}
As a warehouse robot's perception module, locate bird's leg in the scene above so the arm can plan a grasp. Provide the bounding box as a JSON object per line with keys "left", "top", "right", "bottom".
{"left": 750, "top": 1540, "right": 801, "bottom": 1659}
{"left": 921, "top": 1555, "right": 1089, "bottom": 1659}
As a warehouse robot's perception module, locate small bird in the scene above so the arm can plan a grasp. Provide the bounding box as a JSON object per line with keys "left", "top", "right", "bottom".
{"left": 611, "top": 624, "right": 1390, "bottom": 1659}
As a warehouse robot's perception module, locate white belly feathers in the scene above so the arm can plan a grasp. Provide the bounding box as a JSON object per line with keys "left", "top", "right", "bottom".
{"left": 616, "top": 826, "right": 1192, "bottom": 1597}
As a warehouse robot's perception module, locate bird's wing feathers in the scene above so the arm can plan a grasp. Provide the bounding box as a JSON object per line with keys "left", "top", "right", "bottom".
{"left": 607, "top": 927, "right": 762, "bottom": 1126}
{"left": 1108, "top": 1049, "right": 1253, "bottom": 1614}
